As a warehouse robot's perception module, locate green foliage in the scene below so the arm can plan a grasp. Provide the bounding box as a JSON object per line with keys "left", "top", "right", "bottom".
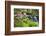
{"left": 14, "top": 8, "right": 39, "bottom": 16}
{"left": 14, "top": 16, "right": 38, "bottom": 27}
{"left": 14, "top": 8, "right": 39, "bottom": 27}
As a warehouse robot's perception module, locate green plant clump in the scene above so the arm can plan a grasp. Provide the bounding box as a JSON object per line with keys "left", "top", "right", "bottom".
{"left": 14, "top": 16, "right": 38, "bottom": 27}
